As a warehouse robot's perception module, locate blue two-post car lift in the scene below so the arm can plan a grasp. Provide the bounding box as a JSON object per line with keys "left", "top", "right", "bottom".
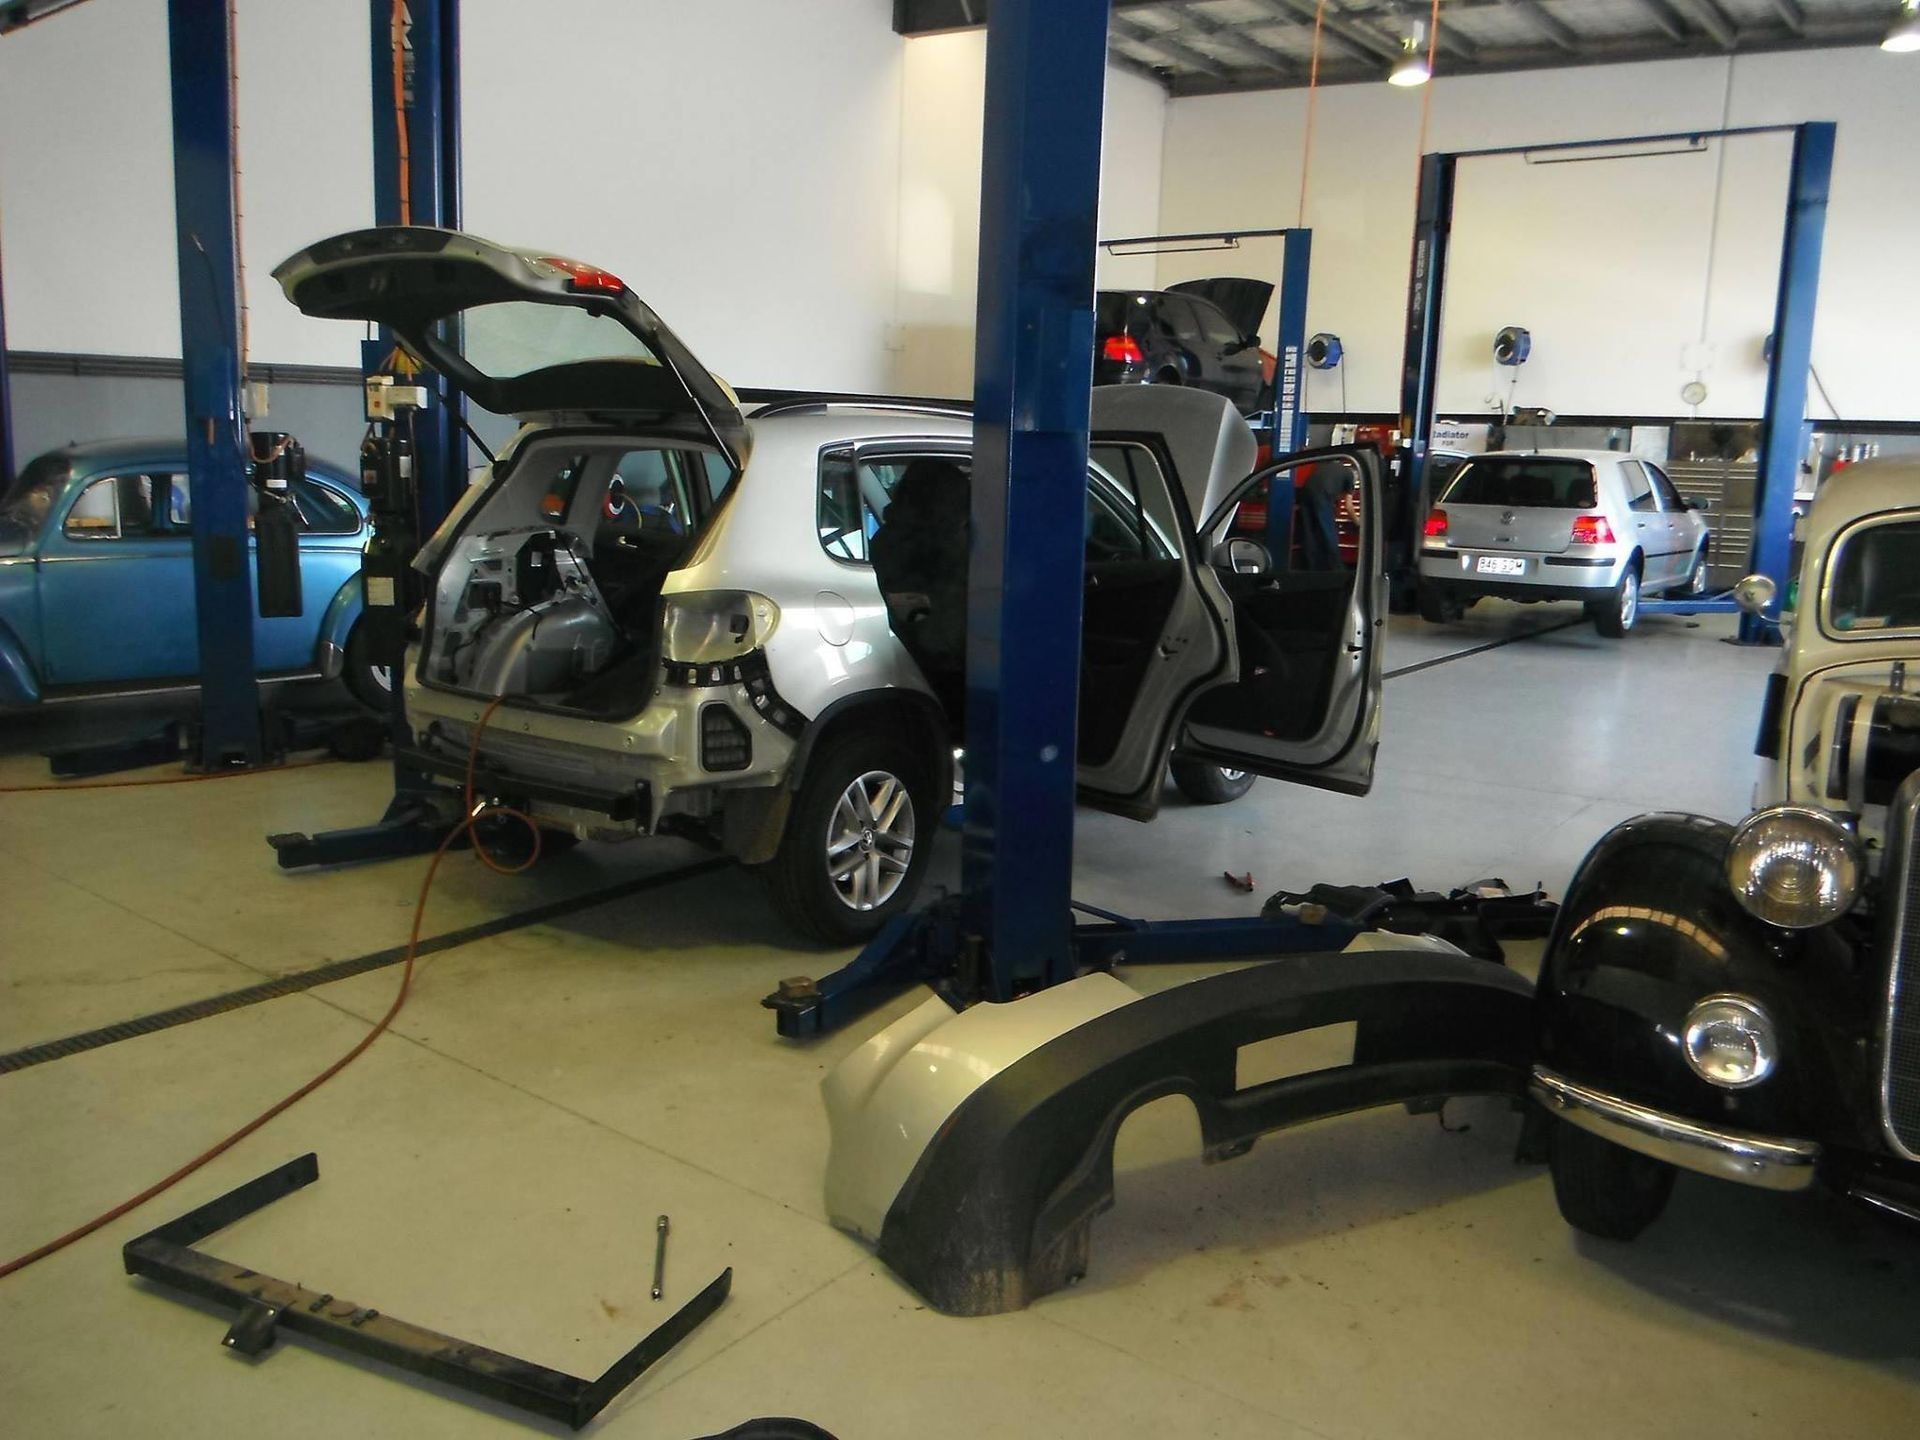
{"left": 1392, "top": 123, "right": 1836, "bottom": 642}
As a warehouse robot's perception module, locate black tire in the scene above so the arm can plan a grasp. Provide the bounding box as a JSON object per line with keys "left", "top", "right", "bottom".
{"left": 762, "top": 729, "right": 938, "bottom": 945}
{"left": 1547, "top": 1117, "right": 1675, "bottom": 1241}
{"left": 1170, "top": 758, "right": 1255, "bottom": 805}
{"left": 1588, "top": 560, "right": 1640, "bottom": 638}
{"left": 342, "top": 623, "right": 395, "bottom": 711}
{"left": 1417, "top": 588, "right": 1462, "bottom": 624}
{"left": 1684, "top": 548, "right": 1709, "bottom": 596}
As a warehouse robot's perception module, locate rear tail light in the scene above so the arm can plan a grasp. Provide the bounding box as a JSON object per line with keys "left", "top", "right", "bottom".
{"left": 1423, "top": 507, "right": 1448, "bottom": 538}
{"left": 1102, "top": 334, "right": 1145, "bottom": 366}
{"left": 1570, "top": 514, "right": 1616, "bottom": 545}
{"left": 538, "top": 256, "right": 627, "bottom": 295}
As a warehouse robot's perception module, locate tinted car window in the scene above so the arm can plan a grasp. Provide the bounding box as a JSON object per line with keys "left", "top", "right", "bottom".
{"left": 1828, "top": 519, "right": 1920, "bottom": 633}
{"left": 1096, "top": 292, "right": 1145, "bottom": 334}
{"left": 1646, "top": 463, "right": 1684, "bottom": 511}
{"left": 1620, "top": 460, "right": 1657, "bottom": 512}
{"left": 1087, "top": 443, "right": 1176, "bottom": 562}
{"left": 1441, "top": 458, "right": 1597, "bottom": 509}
{"left": 1152, "top": 296, "right": 1199, "bottom": 340}
{"left": 1191, "top": 299, "right": 1240, "bottom": 344}
{"left": 290, "top": 476, "right": 361, "bottom": 534}
{"left": 817, "top": 451, "right": 971, "bottom": 564}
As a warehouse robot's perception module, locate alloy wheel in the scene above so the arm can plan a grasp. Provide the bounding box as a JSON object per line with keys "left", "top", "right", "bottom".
{"left": 1620, "top": 570, "right": 1639, "bottom": 628}
{"left": 826, "top": 769, "right": 916, "bottom": 912}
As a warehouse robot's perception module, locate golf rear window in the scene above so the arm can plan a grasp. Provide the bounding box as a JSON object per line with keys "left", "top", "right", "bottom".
{"left": 1096, "top": 292, "right": 1143, "bottom": 332}
{"left": 1441, "top": 458, "right": 1596, "bottom": 509}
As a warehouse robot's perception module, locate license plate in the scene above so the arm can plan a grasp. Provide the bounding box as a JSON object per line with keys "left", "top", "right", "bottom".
{"left": 1476, "top": 556, "right": 1526, "bottom": 576}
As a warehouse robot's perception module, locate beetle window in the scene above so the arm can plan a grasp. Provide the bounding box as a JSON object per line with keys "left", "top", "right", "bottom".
{"left": 1827, "top": 518, "right": 1920, "bottom": 635}
{"left": 64, "top": 478, "right": 120, "bottom": 539}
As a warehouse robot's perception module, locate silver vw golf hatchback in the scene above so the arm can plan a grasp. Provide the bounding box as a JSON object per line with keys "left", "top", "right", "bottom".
{"left": 1416, "top": 449, "right": 1711, "bottom": 636}
{"left": 277, "top": 228, "right": 1388, "bottom": 942}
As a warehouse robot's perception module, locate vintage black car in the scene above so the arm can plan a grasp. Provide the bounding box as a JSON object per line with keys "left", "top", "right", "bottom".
{"left": 1531, "top": 456, "right": 1920, "bottom": 1238}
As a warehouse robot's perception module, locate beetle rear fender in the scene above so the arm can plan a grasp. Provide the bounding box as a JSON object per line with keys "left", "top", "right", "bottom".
{"left": 0, "top": 618, "right": 43, "bottom": 705}
{"left": 314, "top": 575, "right": 365, "bottom": 673}
{"left": 1537, "top": 811, "right": 1871, "bottom": 1145}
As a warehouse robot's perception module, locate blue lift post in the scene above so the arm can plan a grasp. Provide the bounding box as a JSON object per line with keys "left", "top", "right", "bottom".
{"left": 961, "top": 0, "right": 1111, "bottom": 998}
{"left": 370, "top": 0, "right": 464, "bottom": 535}
{"left": 1395, "top": 125, "right": 1833, "bottom": 637}
{"left": 168, "top": 0, "right": 263, "bottom": 768}
{"left": 265, "top": 0, "right": 465, "bottom": 867}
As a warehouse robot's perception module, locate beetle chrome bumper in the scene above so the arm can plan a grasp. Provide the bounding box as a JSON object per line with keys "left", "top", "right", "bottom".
{"left": 1531, "top": 1066, "right": 1821, "bottom": 1192}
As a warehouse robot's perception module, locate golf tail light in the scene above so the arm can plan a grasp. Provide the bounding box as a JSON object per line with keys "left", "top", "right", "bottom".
{"left": 1725, "top": 805, "right": 1863, "bottom": 929}
{"left": 1683, "top": 994, "right": 1779, "bottom": 1089}
{"left": 1570, "top": 514, "right": 1616, "bottom": 545}
{"left": 1423, "top": 507, "right": 1448, "bottom": 538}
{"left": 1102, "top": 334, "right": 1144, "bottom": 365}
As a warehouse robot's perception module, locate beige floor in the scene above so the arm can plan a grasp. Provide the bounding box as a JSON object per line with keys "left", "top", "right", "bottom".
{"left": 3, "top": 605, "right": 1916, "bottom": 1439}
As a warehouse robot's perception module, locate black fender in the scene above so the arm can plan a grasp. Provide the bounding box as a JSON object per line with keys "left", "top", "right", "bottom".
{"left": 875, "top": 950, "right": 1533, "bottom": 1316}
{"left": 1535, "top": 812, "right": 1883, "bottom": 1150}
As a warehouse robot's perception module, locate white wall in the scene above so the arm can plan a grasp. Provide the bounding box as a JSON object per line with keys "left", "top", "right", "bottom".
{"left": 0, "top": 0, "right": 371, "bottom": 368}
{"left": 1157, "top": 46, "right": 1920, "bottom": 422}
{"left": 889, "top": 30, "right": 1167, "bottom": 397}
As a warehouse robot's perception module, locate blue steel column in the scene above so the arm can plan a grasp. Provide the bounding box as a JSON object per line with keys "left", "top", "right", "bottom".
{"left": 1273, "top": 230, "right": 1312, "bottom": 457}
{"left": 1744, "top": 121, "right": 1834, "bottom": 644}
{"left": 169, "top": 0, "right": 262, "bottom": 766}
{"left": 370, "top": 0, "right": 463, "bottom": 535}
{"left": 963, "top": 0, "right": 1109, "bottom": 1000}
{"left": 1394, "top": 151, "right": 1454, "bottom": 611}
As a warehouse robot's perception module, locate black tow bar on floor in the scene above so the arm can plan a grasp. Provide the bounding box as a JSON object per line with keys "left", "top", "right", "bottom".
{"left": 123, "top": 1154, "right": 731, "bottom": 1430}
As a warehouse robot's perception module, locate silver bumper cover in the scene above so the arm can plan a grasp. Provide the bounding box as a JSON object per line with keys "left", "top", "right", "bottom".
{"left": 1531, "top": 1066, "right": 1821, "bottom": 1192}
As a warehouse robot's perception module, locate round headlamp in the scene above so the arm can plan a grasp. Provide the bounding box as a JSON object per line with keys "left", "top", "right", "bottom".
{"left": 1682, "top": 994, "right": 1779, "bottom": 1089}
{"left": 1724, "top": 806, "right": 1862, "bottom": 929}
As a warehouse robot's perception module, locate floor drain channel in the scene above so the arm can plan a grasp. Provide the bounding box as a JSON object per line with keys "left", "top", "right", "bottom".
{"left": 0, "top": 857, "right": 732, "bottom": 1075}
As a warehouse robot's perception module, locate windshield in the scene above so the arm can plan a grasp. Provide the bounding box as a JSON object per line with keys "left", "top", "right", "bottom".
{"left": 0, "top": 452, "right": 72, "bottom": 544}
{"left": 1441, "top": 457, "right": 1596, "bottom": 509}
{"left": 1827, "top": 518, "right": 1920, "bottom": 635}
{"left": 462, "top": 300, "right": 665, "bottom": 380}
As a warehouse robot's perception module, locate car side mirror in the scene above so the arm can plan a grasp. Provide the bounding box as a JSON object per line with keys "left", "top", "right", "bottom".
{"left": 1215, "top": 537, "right": 1271, "bottom": 576}
{"left": 1732, "top": 573, "right": 1777, "bottom": 616}
{"left": 1684, "top": 495, "right": 1712, "bottom": 512}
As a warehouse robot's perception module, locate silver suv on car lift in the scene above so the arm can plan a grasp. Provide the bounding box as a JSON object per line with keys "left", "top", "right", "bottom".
{"left": 1416, "top": 448, "right": 1712, "bottom": 636}
{"left": 275, "top": 228, "right": 1388, "bottom": 943}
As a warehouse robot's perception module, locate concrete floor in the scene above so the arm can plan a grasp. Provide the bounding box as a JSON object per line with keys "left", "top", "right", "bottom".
{"left": 3, "top": 602, "right": 1917, "bottom": 1439}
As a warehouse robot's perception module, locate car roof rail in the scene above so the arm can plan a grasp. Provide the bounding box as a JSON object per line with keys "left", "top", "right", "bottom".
{"left": 738, "top": 388, "right": 973, "bottom": 422}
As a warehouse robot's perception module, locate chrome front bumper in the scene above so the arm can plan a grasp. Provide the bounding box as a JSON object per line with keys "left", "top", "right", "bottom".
{"left": 1531, "top": 1066, "right": 1821, "bottom": 1192}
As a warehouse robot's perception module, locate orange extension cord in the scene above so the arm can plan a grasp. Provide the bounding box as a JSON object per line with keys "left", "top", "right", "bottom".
{"left": 0, "top": 697, "right": 537, "bottom": 1280}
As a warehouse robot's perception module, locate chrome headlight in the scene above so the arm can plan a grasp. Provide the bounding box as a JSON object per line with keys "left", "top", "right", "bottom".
{"left": 1724, "top": 805, "right": 1862, "bottom": 929}
{"left": 1682, "top": 994, "right": 1779, "bottom": 1089}
{"left": 661, "top": 591, "right": 780, "bottom": 665}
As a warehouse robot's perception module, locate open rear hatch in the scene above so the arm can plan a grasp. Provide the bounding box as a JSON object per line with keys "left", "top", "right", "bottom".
{"left": 272, "top": 226, "right": 747, "bottom": 464}
{"left": 274, "top": 228, "right": 747, "bottom": 719}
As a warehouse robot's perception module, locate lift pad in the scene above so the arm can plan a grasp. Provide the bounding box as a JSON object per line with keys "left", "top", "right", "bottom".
{"left": 123, "top": 1154, "right": 731, "bottom": 1429}
{"left": 823, "top": 947, "right": 1534, "bottom": 1316}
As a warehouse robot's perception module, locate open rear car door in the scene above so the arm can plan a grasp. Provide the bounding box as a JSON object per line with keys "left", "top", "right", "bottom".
{"left": 272, "top": 227, "right": 747, "bottom": 465}
{"left": 1178, "top": 443, "right": 1387, "bottom": 796}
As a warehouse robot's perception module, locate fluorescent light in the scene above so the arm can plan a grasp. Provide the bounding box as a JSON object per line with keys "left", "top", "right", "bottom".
{"left": 1886, "top": 0, "right": 1920, "bottom": 51}
{"left": 1388, "top": 21, "right": 1430, "bottom": 86}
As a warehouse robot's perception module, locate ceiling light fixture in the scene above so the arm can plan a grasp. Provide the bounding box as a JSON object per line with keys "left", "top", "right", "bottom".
{"left": 1388, "top": 19, "right": 1431, "bottom": 86}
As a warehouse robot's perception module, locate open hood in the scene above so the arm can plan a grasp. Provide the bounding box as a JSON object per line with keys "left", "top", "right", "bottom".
{"left": 1166, "top": 277, "right": 1273, "bottom": 341}
{"left": 272, "top": 227, "right": 747, "bottom": 466}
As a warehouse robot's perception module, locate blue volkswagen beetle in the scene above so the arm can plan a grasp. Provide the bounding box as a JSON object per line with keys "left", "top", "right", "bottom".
{"left": 0, "top": 438, "right": 383, "bottom": 708}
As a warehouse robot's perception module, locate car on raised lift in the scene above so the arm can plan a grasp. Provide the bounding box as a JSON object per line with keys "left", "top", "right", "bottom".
{"left": 1531, "top": 455, "right": 1920, "bottom": 1240}
{"left": 1093, "top": 279, "right": 1272, "bottom": 417}
{"left": 1416, "top": 448, "right": 1711, "bottom": 636}
{"left": 0, "top": 439, "right": 383, "bottom": 708}
{"left": 274, "top": 227, "right": 1387, "bottom": 944}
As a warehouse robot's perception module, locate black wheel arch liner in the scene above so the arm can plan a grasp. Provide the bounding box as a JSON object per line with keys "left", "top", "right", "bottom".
{"left": 872, "top": 949, "right": 1534, "bottom": 1316}
{"left": 787, "top": 689, "right": 954, "bottom": 797}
